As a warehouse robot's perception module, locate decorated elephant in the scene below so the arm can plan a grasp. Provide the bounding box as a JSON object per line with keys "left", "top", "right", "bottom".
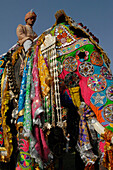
{"left": 0, "top": 9, "right": 112, "bottom": 170}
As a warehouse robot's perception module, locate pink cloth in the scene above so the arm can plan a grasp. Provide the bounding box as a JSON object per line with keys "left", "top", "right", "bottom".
{"left": 32, "top": 45, "right": 50, "bottom": 162}
{"left": 35, "top": 126, "right": 50, "bottom": 162}
{"left": 32, "top": 45, "right": 42, "bottom": 118}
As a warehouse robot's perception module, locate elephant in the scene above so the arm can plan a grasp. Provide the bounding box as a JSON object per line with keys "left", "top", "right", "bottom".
{"left": 0, "top": 9, "right": 112, "bottom": 170}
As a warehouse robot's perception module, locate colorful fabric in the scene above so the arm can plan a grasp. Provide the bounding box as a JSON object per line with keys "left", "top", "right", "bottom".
{"left": 38, "top": 48, "right": 51, "bottom": 97}
{"left": 16, "top": 53, "right": 38, "bottom": 170}
{"left": 76, "top": 103, "right": 98, "bottom": 166}
{"left": 17, "top": 57, "right": 30, "bottom": 129}
{"left": 0, "top": 53, "right": 15, "bottom": 162}
{"left": 32, "top": 45, "right": 51, "bottom": 164}
{"left": 0, "top": 56, "right": 5, "bottom": 150}
{"left": 16, "top": 135, "right": 34, "bottom": 170}
{"left": 32, "top": 46, "right": 44, "bottom": 120}
{"left": 23, "top": 51, "right": 33, "bottom": 137}
{"left": 101, "top": 129, "right": 113, "bottom": 170}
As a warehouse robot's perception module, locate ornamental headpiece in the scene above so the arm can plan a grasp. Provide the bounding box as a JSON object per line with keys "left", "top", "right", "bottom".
{"left": 55, "top": 9, "right": 67, "bottom": 20}
{"left": 54, "top": 9, "right": 74, "bottom": 26}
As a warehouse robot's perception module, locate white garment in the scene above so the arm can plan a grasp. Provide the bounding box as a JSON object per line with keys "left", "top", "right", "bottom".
{"left": 23, "top": 39, "right": 32, "bottom": 52}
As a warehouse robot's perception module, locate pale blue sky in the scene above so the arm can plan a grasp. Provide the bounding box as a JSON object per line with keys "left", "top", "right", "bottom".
{"left": 0, "top": 0, "right": 113, "bottom": 72}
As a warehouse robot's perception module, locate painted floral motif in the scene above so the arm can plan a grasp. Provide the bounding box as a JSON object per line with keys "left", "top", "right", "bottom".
{"left": 90, "top": 51, "right": 103, "bottom": 66}
{"left": 63, "top": 56, "right": 78, "bottom": 72}
{"left": 79, "top": 62, "right": 94, "bottom": 77}
{"left": 18, "top": 151, "right": 33, "bottom": 170}
{"left": 103, "top": 104, "right": 113, "bottom": 123}
{"left": 87, "top": 74, "right": 107, "bottom": 92}
{"left": 90, "top": 92, "right": 107, "bottom": 107}
{"left": 106, "top": 86, "right": 113, "bottom": 101}
{"left": 100, "top": 66, "right": 112, "bottom": 80}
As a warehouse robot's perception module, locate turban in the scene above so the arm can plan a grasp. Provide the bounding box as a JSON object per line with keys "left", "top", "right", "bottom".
{"left": 25, "top": 11, "right": 37, "bottom": 22}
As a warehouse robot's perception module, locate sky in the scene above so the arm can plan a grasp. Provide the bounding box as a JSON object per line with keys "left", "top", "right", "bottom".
{"left": 0, "top": 0, "right": 113, "bottom": 73}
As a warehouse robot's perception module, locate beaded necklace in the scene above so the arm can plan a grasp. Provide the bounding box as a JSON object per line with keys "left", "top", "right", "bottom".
{"left": 41, "top": 34, "right": 62, "bottom": 127}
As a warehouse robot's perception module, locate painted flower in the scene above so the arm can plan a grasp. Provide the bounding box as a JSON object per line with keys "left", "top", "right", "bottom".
{"left": 57, "top": 34, "right": 62, "bottom": 39}
{"left": 58, "top": 29, "right": 63, "bottom": 34}
{"left": 67, "top": 38, "right": 72, "bottom": 43}
{"left": 62, "top": 32, "right": 67, "bottom": 38}
{"left": 61, "top": 38, "right": 66, "bottom": 44}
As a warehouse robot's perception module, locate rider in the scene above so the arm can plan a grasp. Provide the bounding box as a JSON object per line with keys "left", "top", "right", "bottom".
{"left": 16, "top": 10, "right": 37, "bottom": 52}
{"left": 16, "top": 10, "right": 38, "bottom": 78}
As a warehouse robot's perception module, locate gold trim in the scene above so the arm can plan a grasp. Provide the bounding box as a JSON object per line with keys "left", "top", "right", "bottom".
{"left": 0, "top": 66, "right": 13, "bottom": 162}
{"left": 18, "top": 109, "right": 25, "bottom": 117}
{"left": 12, "top": 46, "right": 24, "bottom": 66}
{"left": 0, "top": 147, "right": 7, "bottom": 151}
{"left": 16, "top": 109, "right": 24, "bottom": 131}
{"left": 16, "top": 122, "right": 23, "bottom": 131}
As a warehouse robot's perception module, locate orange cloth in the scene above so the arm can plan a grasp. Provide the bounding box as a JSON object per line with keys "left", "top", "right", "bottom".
{"left": 90, "top": 102, "right": 105, "bottom": 124}
{"left": 16, "top": 24, "right": 37, "bottom": 45}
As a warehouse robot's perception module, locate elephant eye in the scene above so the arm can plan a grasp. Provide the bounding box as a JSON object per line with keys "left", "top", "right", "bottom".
{"left": 78, "top": 51, "right": 86, "bottom": 59}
